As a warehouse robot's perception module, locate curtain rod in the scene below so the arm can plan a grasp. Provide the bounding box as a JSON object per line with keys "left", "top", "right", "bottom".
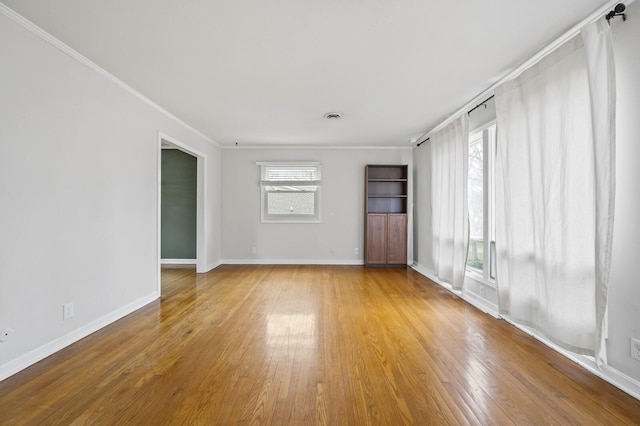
{"left": 416, "top": 94, "right": 495, "bottom": 147}
{"left": 414, "top": 0, "right": 632, "bottom": 148}
{"left": 467, "top": 94, "right": 495, "bottom": 115}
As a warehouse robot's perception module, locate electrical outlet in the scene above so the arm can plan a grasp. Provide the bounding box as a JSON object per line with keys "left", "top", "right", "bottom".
{"left": 631, "top": 338, "right": 640, "bottom": 362}
{"left": 63, "top": 302, "right": 74, "bottom": 320}
{"left": 251, "top": 247, "right": 256, "bottom": 254}
{"left": 0, "top": 328, "right": 13, "bottom": 342}
{"left": 354, "top": 248, "right": 359, "bottom": 255}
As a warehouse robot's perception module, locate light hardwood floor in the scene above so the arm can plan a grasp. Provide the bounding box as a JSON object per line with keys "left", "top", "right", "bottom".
{"left": 1, "top": 265, "right": 639, "bottom": 424}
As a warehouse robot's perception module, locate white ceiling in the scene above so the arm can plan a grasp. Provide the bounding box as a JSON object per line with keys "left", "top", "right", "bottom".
{"left": 2, "top": 0, "right": 613, "bottom": 147}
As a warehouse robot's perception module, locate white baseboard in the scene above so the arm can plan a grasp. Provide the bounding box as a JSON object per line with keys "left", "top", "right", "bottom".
{"left": 161, "top": 258, "right": 196, "bottom": 265}
{"left": 221, "top": 258, "right": 365, "bottom": 266}
{"left": 600, "top": 364, "right": 640, "bottom": 401}
{"left": 204, "top": 261, "right": 222, "bottom": 273}
{"left": 411, "top": 262, "right": 445, "bottom": 285}
{"left": 0, "top": 292, "right": 159, "bottom": 382}
{"left": 411, "top": 262, "right": 639, "bottom": 401}
{"left": 411, "top": 262, "right": 499, "bottom": 318}
{"left": 501, "top": 317, "right": 640, "bottom": 401}
{"left": 461, "top": 288, "right": 500, "bottom": 318}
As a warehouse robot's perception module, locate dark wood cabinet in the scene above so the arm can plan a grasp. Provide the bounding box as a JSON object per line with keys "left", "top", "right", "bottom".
{"left": 365, "top": 165, "right": 408, "bottom": 266}
{"left": 386, "top": 214, "right": 407, "bottom": 264}
{"left": 366, "top": 214, "right": 388, "bottom": 264}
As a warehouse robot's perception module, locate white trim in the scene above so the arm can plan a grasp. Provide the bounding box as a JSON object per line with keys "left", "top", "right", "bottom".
{"left": 599, "top": 365, "right": 640, "bottom": 401}
{"left": 0, "top": 292, "right": 158, "bottom": 382}
{"left": 229, "top": 145, "right": 414, "bottom": 150}
{"left": 221, "top": 259, "right": 365, "bottom": 266}
{"left": 260, "top": 219, "right": 322, "bottom": 224}
{"left": 465, "top": 268, "right": 496, "bottom": 289}
{"left": 206, "top": 261, "right": 223, "bottom": 272}
{"left": 462, "top": 288, "right": 500, "bottom": 318}
{"left": 256, "top": 161, "right": 321, "bottom": 166}
{"left": 416, "top": 0, "right": 636, "bottom": 143}
{"left": 158, "top": 132, "right": 208, "bottom": 275}
{"left": 0, "top": 3, "right": 219, "bottom": 148}
{"left": 411, "top": 262, "right": 460, "bottom": 294}
{"left": 411, "top": 262, "right": 640, "bottom": 401}
{"left": 161, "top": 259, "right": 197, "bottom": 265}
{"left": 196, "top": 155, "right": 207, "bottom": 274}
{"left": 501, "top": 317, "right": 640, "bottom": 401}
{"left": 157, "top": 136, "right": 163, "bottom": 295}
{"left": 258, "top": 162, "right": 322, "bottom": 224}
{"left": 411, "top": 262, "right": 499, "bottom": 317}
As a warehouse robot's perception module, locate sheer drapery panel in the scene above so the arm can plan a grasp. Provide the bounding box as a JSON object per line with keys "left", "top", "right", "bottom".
{"left": 430, "top": 115, "right": 469, "bottom": 290}
{"left": 494, "top": 19, "right": 615, "bottom": 365}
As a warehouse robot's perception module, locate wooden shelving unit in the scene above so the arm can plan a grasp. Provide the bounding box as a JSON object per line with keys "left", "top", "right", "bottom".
{"left": 365, "top": 165, "right": 408, "bottom": 266}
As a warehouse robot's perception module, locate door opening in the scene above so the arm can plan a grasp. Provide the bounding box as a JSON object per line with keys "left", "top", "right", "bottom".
{"left": 158, "top": 133, "right": 206, "bottom": 295}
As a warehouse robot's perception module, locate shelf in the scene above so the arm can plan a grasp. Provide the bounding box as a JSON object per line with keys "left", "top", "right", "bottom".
{"left": 366, "top": 165, "right": 408, "bottom": 181}
{"left": 366, "top": 180, "right": 406, "bottom": 197}
{"left": 367, "top": 197, "right": 407, "bottom": 214}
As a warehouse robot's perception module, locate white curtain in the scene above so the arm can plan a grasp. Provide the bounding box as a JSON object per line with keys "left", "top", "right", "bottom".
{"left": 494, "top": 19, "right": 615, "bottom": 365}
{"left": 430, "top": 115, "right": 469, "bottom": 290}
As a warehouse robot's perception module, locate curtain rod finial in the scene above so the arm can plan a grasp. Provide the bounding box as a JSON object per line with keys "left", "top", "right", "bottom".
{"left": 606, "top": 3, "right": 626, "bottom": 22}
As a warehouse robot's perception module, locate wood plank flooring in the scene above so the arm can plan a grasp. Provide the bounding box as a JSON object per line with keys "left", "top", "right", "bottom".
{"left": 0, "top": 265, "right": 639, "bottom": 424}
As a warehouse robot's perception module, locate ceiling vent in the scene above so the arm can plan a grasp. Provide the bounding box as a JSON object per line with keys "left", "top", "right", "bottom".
{"left": 324, "top": 112, "right": 343, "bottom": 120}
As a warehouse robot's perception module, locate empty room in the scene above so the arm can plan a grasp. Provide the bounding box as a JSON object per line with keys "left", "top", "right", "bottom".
{"left": 1, "top": 0, "right": 639, "bottom": 424}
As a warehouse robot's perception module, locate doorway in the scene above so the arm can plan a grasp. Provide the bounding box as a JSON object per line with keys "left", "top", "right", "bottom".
{"left": 158, "top": 133, "right": 206, "bottom": 295}
{"left": 161, "top": 148, "right": 197, "bottom": 262}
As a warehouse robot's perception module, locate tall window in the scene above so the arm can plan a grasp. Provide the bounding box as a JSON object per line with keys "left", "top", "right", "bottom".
{"left": 258, "top": 162, "right": 321, "bottom": 223}
{"left": 467, "top": 123, "right": 496, "bottom": 282}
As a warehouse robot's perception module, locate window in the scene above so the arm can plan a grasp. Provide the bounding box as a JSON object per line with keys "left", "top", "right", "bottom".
{"left": 258, "top": 162, "right": 321, "bottom": 223}
{"left": 468, "top": 131, "right": 484, "bottom": 271}
{"left": 466, "top": 123, "right": 496, "bottom": 282}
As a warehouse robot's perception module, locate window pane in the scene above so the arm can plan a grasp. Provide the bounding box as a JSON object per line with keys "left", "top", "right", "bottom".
{"left": 468, "top": 135, "right": 483, "bottom": 271}
{"left": 267, "top": 192, "right": 315, "bottom": 215}
{"left": 467, "top": 240, "right": 484, "bottom": 271}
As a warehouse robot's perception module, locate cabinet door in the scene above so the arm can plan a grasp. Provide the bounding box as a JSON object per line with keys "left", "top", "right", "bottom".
{"left": 387, "top": 214, "right": 407, "bottom": 264}
{"left": 366, "top": 214, "right": 387, "bottom": 264}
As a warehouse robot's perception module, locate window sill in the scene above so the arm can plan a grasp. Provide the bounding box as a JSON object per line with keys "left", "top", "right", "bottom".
{"left": 261, "top": 219, "right": 321, "bottom": 224}
{"left": 465, "top": 269, "right": 496, "bottom": 288}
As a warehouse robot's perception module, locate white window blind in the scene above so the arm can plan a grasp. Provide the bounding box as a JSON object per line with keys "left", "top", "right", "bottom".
{"left": 260, "top": 164, "right": 321, "bottom": 186}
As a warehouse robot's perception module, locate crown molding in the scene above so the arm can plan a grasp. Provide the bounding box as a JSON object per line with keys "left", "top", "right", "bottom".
{"left": 418, "top": 0, "right": 636, "bottom": 142}
{"left": 0, "top": 3, "right": 220, "bottom": 148}
{"left": 222, "top": 144, "right": 413, "bottom": 150}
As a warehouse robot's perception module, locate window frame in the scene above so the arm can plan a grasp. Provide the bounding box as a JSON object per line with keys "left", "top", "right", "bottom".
{"left": 257, "top": 162, "right": 322, "bottom": 224}
{"left": 466, "top": 121, "right": 497, "bottom": 286}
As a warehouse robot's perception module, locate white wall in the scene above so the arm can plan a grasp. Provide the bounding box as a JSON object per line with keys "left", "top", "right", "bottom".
{"left": 607, "top": 3, "right": 640, "bottom": 382}
{"left": 412, "top": 8, "right": 640, "bottom": 389}
{"left": 221, "top": 147, "right": 413, "bottom": 263}
{"left": 412, "top": 141, "right": 432, "bottom": 268}
{"left": 0, "top": 11, "right": 221, "bottom": 379}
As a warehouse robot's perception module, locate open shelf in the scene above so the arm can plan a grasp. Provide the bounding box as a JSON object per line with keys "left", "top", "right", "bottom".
{"left": 366, "top": 165, "right": 408, "bottom": 181}
{"left": 367, "top": 197, "right": 407, "bottom": 214}
{"left": 365, "top": 165, "right": 408, "bottom": 214}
